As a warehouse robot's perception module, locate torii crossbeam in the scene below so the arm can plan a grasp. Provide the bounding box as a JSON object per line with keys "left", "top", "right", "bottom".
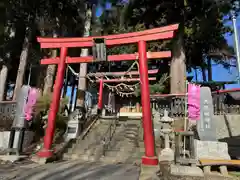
{"left": 96, "top": 77, "right": 156, "bottom": 83}
{"left": 37, "top": 24, "right": 179, "bottom": 166}
{"left": 87, "top": 69, "right": 158, "bottom": 77}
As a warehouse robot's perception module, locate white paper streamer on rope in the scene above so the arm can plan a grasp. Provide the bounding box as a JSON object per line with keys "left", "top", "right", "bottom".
{"left": 68, "top": 61, "right": 141, "bottom": 97}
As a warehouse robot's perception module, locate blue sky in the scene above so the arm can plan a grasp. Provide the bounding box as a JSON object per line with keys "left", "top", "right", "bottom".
{"left": 96, "top": 2, "right": 240, "bottom": 89}
{"left": 96, "top": 2, "right": 112, "bottom": 17}
{"left": 188, "top": 15, "right": 240, "bottom": 89}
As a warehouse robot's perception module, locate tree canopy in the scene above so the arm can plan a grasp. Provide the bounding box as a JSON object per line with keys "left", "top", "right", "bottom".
{"left": 0, "top": 0, "right": 239, "bottom": 95}
{"left": 122, "top": 0, "right": 238, "bottom": 68}
{"left": 92, "top": 0, "right": 239, "bottom": 92}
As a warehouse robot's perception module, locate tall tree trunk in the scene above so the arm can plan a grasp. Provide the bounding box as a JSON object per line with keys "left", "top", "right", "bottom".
{"left": 170, "top": 31, "right": 186, "bottom": 94}
{"left": 13, "top": 29, "right": 31, "bottom": 100}
{"left": 0, "top": 10, "right": 17, "bottom": 100}
{"left": 0, "top": 65, "right": 8, "bottom": 100}
{"left": 201, "top": 66, "right": 207, "bottom": 82}
{"left": 119, "top": 4, "right": 128, "bottom": 28}
{"left": 36, "top": 29, "right": 46, "bottom": 90}
{"left": 62, "top": 67, "right": 69, "bottom": 98}
{"left": 43, "top": 32, "right": 58, "bottom": 95}
{"left": 195, "top": 68, "right": 198, "bottom": 82}
{"left": 207, "top": 57, "right": 212, "bottom": 81}
{"left": 76, "top": 7, "right": 92, "bottom": 107}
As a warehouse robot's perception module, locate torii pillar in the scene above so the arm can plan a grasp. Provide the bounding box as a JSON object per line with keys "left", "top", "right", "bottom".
{"left": 138, "top": 40, "right": 157, "bottom": 164}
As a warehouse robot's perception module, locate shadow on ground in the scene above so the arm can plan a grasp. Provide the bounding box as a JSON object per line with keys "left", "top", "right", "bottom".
{"left": 11, "top": 161, "right": 140, "bottom": 180}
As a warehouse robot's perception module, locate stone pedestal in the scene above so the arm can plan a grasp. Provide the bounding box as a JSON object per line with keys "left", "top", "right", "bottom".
{"left": 158, "top": 148, "right": 174, "bottom": 162}
{"left": 139, "top": 164, "right": 159, "bottom": 180}
{"left": 170, "top": 164, "right": 204, "bottom": 177}
{"left": 194, "top": 139, "right": 231, "bottom": 160}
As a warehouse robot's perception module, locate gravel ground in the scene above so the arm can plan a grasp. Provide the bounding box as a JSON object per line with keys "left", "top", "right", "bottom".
{"left": 0, "top": 159, "right": 39, "bottom": 180}
{"left": 2, "top": 160, "right": 140, "bottom": 180}
{"left": 0, "top": 159, "right": 240, "bottom": 180}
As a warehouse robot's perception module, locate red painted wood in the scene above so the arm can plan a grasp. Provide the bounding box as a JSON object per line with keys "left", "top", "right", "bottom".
{"left": 97, "top": 79, "right": 103, "bottom": 110}
{"left": 88, "top": 69, "right": 158, "bottom": 77}
{"left": 39, "top": 31, "right": 174, "bottom": 48}
{"left": 41, "top": 51, "right": 171, "bottom": 65}
{"left": 36, "top": 24, "right": 179, "bottom": 163}
{"left": 37, "top": 47, "right": 68, "bottom": 158}
{"left": 138, "top": 40, "right": 158, "bottom": 164}
{"left": 37, "top": 24, "right": 178, "bottom": 44}
{"left": 96, "top": 77, "right": 156, "bottom": 83}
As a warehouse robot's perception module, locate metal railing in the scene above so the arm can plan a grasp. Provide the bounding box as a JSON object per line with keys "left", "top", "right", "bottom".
{"left": 151, "top": 89, "right": 240, "bottom": 118}
{"left": 1, "top": 88, "right": 240, "bottom": 123}
{"left": 101, "top": 118, "right": 118, "bottom": 155}
{"left": 0, "top": 101, "right": 16, "bottom": 130}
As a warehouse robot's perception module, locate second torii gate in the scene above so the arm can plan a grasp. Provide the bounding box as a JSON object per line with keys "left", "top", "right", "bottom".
{"left": 37, "top": 24, "right": 178, "bottom": 165}
{"left": 96, "top": 75, "right": 157, "bottom": 110}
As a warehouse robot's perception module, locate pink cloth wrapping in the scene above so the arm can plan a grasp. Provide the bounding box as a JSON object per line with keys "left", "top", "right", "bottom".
{"left": 188, "top": 83, "right": 200, "bottom": 120}
{"left": 24, "top": 88, "right": 39, "bottom": 121}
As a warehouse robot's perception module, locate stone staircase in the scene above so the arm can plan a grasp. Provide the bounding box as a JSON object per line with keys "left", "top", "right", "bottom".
{"left": 63, "top": 119, "right": 142, "bottom": 164}
{"left": 101, "top": 122, "right": 141, "bottom": 164}
{"left": 64, "top": 119, "right": 111, "bottom": 161}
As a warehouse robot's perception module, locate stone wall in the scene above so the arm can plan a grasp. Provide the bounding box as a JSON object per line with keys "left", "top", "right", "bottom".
{"left": 210, "top": 115, "right": 240, "bottom": 158}
{"left": 214, "top": 115, "right": 240, "bottom": 140}
{"left": 0, "top": 131, "right": 34, "bottom": 152}
{"left": 0, "top": 102, "right": 16, "bottom": 131}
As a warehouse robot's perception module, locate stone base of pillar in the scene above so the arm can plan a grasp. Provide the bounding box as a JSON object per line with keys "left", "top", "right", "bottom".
{"left": 37, "top": 148, "right": 53, "bottom": 158}
{"left": 142, "top": 155, "right": 158, "bottom": 165}
{"left": 139, "top": 163, "right": 159, "bottom": 180}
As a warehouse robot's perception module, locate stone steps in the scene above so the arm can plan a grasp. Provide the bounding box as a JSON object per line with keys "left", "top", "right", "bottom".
{"left": 68, "top": 122, "right": 110, "bottom": 161}
{"left": 63, "top": 120, "right": 104, "bottom": 160}
{"left": 99, "top": 125, "right": 127, "bottom": 163}
{"left": 101, "top": 122, "right": 141, "bottom": 164}
{"left": 64, "top": 120, "right": 142, "bottom": 164}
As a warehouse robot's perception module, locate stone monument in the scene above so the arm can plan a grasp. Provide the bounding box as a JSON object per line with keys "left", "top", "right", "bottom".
{"left": 195, "top": 86, "right": 230, "bottom": 163}
{"left": 9, "top": 85, "right": 30, "bottom": 154}
{"left": 197, "top": 87, "right": 217, "bottom": 141}
{"left": 0, "top": 86, "right": 35, "bottom": 162}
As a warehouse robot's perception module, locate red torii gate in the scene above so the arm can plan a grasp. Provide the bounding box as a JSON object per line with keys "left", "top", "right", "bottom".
{"left": 37, "top": 24, "right": 178, "bottom": 165}
{"left": 96, "top": 77, "right": 157, "bottom": 111}
{"left": 96, "top": 76, "right": 157, "bottom": 110}
{"left": 94, "top": 69, "right": 157, "bottom": 111}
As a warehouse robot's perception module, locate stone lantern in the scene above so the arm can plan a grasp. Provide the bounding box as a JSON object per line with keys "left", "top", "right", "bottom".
{"left": 158, "top": 109, "right": 174, "bottom": 162}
